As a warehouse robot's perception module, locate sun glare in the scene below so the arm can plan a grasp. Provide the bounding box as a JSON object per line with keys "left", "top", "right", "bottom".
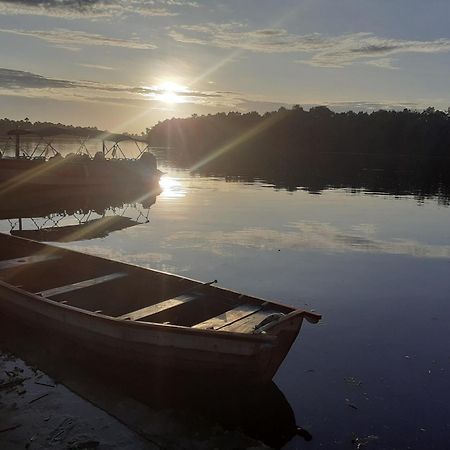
{"left": 159, "top": 175, "right": 186, "bottom": 198}
{"left": 153, "top": 81, "right": 187, "bottom": 104}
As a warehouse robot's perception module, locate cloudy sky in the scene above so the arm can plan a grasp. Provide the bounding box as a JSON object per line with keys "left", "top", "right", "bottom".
{"left": 1, "top": 0, "right": 450, "bottom": 132}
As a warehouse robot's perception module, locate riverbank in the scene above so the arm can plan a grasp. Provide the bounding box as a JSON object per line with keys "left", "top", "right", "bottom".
{"left": 0, "top": 351, "right": 155, "bottom": 450}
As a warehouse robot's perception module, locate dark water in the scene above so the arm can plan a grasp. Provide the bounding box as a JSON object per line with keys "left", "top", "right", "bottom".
{"left": 0, "top": 161, "right": 449, "bottom": 449}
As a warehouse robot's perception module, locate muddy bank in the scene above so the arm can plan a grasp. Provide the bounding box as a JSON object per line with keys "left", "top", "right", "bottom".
{"left": 0, "top": 352, "right": 154, "bottom": 450}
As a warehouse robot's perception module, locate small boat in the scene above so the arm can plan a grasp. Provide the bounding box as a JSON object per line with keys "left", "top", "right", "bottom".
{"left": 0, "top": 233, "right": 320, "bottom": 384}
{"left": 0, "top": 128, "right": 162, "bottom": 189}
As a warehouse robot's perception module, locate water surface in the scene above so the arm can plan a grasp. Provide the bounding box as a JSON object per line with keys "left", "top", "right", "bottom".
{"left": 1, "top": 166, "right": 449, "bottom": 449}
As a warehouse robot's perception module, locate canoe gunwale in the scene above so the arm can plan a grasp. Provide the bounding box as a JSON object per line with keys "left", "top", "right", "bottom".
{"left": 0, "top": 278, "right": 282, "bottom": 344}
{"left": 0, "top": 234, "right": 305, "bottom": 318}
{"left": 253, "top": 309, "right": 321, "bottom": 334}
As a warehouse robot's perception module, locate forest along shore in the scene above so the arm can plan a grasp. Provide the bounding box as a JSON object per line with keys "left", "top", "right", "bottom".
{"left": 147, "top": 107, "right": 450, "bottom": 201}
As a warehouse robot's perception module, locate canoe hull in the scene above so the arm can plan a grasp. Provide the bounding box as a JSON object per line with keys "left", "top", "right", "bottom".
{"left": 0, "top": 280, "right": 304, "bottom": 384}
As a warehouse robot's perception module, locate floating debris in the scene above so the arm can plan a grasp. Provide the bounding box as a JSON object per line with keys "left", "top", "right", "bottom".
{"left": 25, "top": 433, "right": 39, "bottom": 449}
{"left": 68, "top": 439, "right": 100, "bottom": 449}
{"left": 0, "top": 377, "right": 27, "bottom": 391}
{"left": 29, "top": 392, "right": 50, "bottom": 404}
{"left": 48, "top": 418, "right": 75, "bottom": 442}
{"left": 345, "top": 398, "right": 358, "bottom": 409}
{"left": 34, "top": 380, "right": 56, "bottom": 388}
{"left": 0, "top": 424, "right": 21, "bottom": 433}
{"left": 344, "top": 376, "right": 363, "bottom": 386}
{"left": 352, "top": 434, "right": 379, "bottom": 449}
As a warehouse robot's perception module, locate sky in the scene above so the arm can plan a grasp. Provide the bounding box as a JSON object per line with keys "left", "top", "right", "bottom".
{"left": 1, "top": 0, "right": 450, "bottom": 133}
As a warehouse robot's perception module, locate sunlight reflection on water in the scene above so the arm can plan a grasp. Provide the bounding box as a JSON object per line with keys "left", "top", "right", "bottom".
{"left": 159, "top": 175, "right": 187, "bottom": 199}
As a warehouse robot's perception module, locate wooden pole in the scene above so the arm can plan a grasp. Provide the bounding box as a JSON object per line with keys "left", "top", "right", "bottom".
{"left": 15, "top": 133, "right": 20, "bottom": 159}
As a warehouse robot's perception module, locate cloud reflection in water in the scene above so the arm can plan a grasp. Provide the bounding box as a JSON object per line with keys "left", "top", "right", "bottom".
{"left": 163, "top": 221, "right": 450, "bottom": 259}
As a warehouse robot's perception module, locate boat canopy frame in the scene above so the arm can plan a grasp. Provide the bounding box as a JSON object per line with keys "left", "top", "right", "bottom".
{"left": 3, "top": 128, "right": 153, "bottom": 160}
{"left": 7, "top": 201, "right": 153, "bottom": 242}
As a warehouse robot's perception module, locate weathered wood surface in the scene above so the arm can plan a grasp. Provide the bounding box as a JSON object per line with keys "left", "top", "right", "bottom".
{"left": 118, "top": 293, "right": 202, "bottom": 321}
{"left": 220, "top": 309, "right": 281, "bottom": 333}
{"left": 192, "top": 304, "right": 263, "bottom": 330}
{"left": 36, "top": 273, "right": 127, "bottom": 298}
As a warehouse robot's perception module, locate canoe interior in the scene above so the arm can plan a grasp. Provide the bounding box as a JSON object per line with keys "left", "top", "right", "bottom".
{"left": 0, "top": 234, "right": 295, "bottom": 333}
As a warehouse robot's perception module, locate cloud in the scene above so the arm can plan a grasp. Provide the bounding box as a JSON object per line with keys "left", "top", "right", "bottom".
{"left": 169, "top": 23, "right": 450, "bottom": 68}
{"left": 318, "top": 100, "right": 421, "bottom": 112}
{"left": 1, "top": 67, "right": 439, "bottom": 115}
{"left": 0, "top": 67, "right": 437, "bottom": 115}
{"left": 164, "top": 221, "right": 450, "bottom": 259}
{"left": 0, "top": 0, "right": 197, "bottom": 19}
{"left": 78, "top": 63, "right": 116, "bottom": 71}
{"left": 364, "top": 57, "right": 399, "bottom": 70}
{"left": 0, "top": 68, "right": 75, "bottom": 89}
{"left": 0, "top": 67, "right": 233, "bottom": 107}
{"left": 0, "top": 28, "right": 157, "bottom": 50}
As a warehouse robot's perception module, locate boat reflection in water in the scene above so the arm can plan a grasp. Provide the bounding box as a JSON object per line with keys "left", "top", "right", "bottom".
{"left": 0, "top": 185, "right": 160, "bottom": 243}
{"left": 0, "top": 311, "right": 305, "bottom": 449}
{"left": 88, "top": 353, "right": 306, "bottom": 449}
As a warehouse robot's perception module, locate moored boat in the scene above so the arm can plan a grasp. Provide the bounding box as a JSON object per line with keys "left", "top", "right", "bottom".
{"left": 0, "top": 233, "right": 320, "bottom": 384}
{"left": 0, "top": 128, "right": 162, "bottom": 189}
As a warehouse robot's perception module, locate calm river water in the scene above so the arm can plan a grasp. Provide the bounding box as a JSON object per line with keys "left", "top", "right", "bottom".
{"left": 1, "top": 161, "right": 449, "bottom": 449}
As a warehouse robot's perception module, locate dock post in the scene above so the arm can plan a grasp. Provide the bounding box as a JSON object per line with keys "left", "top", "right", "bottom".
{"left": 15, "top": 133, "right": 20, "bottom": 158}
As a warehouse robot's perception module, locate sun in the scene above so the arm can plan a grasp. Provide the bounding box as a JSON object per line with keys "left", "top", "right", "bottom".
{"left": 154, "top": 81, "right": 187, "bottom": 104}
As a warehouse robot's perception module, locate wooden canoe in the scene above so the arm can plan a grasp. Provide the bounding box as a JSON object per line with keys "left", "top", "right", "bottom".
{"left": 0, "top": 233, "right": 320, "bottom": 384}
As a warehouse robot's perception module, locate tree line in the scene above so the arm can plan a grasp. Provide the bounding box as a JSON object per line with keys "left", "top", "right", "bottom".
{"left": 147, "top": 106, "right": 450, "bottom": 173}
{"left": 0, "top": 118, "right": 99, "bottom": 137}
{"left": 145, "top": 106, "right": 450, "bottom": 202}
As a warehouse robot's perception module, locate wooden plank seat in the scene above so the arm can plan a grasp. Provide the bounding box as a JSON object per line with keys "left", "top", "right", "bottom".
{"left": 192, "top": 303, "right": 265, "bottom": 330}
{"left": 35, "top": 272, "right": 127, "bottom": 298}
{"left": 118, "top": 292, "right": 204, "bottom": 321}
{"left": 219, "top": 309, "right": 281, "bottom": 334}
{"left": 0, "top": 254, "right": 61, "bottom": 270}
